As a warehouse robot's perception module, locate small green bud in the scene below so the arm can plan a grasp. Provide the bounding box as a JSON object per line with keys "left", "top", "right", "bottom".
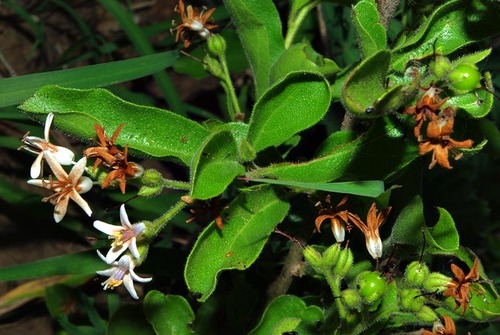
{"left": 472, "top": 307, "right": 484, "bottom": 321}
{"left": 448, "top": 63, "right": 482, "bottom": 94}
{"left": 203, "top": 54, "right": 224, "bottom": 78}
{"left": 322, "top": 244, "right": 341, "bottom": 267}
{"left": 416, "top": 305, "right": 438, "bottom": 323}
{"left": 303, "top": 246, "right": 323, "bottom": 269}
{"left": 141, "top": 168, "right": 162, "bottom": 186}
{"left": 341, "top": 289, "right": 362, "bottom": 310}
{"left": 400, "top": 288, "right": 425, "bottom": 312}
{"left": 333, "top": 247, "right": 354, "bottom": 277}
{"left": 207, "top": 34, "right": 227, "bottom": 58}
{"left": 430, "top": 54, "right": 452, "bottom": 79}
{"left": 405, "top": 261, "right": 430, "bottom": 287}
{"left": 357, "top": 271, "right": 387, "bottom": 304}
{"left": 137, "top": 184, "right": 162, "bottom": 197}
{"left": 423, "top": 272, "right": 451, "bottom": 293}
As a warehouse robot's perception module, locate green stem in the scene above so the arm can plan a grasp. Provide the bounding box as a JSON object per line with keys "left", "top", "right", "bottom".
{"left": 323, "top": 269, "right": 347, "bottom": 319}
{"left": 145, "top": 199, "right": 187, "bottom": 238}
{"left": 161, "top": 178, "right": 191, "bottom": 191}
{"left": 284, "top": 2, "right": 318, "bottom": 49}
{"left": 219, "top": 54, "right": 241, "bottom": 121}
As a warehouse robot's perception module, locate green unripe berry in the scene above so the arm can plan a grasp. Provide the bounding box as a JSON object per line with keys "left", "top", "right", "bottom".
{"left": 357, "top": 271, "right": 387, "bottom": 304}
{"left": 303, "top": 246, "right": 323, "bottom": 269}
{"left": 341, "top": 289, "right": 362, "bottom": 310}
{"left": 400, "top": 288, "right": 426, "bottom": 312}
{"left": 448, "top": 63, "right": 481, "bottom": 94}
{"left": 405, "top": 261, "right": 430, "bottom": 287}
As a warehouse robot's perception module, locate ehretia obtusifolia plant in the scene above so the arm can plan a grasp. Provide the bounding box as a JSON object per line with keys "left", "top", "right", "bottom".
{"left": 3, "top": 0, "right": 500, "bottom": 334}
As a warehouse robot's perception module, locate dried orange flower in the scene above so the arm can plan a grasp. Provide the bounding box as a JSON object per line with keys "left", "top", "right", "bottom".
{"left": 421, "top": 315, "right": 456, "bottom": 335}
{"left": 84, "top": 124, "right": 143, "bottom": 193}
{"left": 404, "top": 85, "right": 449, "bottom": 138}
{"left": 314, "top": 195, "right": 350, "bottom": 242}
{"left": 173, "top": 0, "right": 217, "bottom": 48}
{"left": 347, "top": 203, "right": 391, "bottom": 260}
{"left": 418, "top": 108, "right": 473, "bottom": 169}
{"left": 443, "top": 258, "right": 480, "bottom": 315}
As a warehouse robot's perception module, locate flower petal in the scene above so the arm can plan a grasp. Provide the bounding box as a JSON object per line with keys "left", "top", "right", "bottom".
{"left": 44, "top": 113, "right": 55, "bottom": 140}
{"left": 105, "top": 244, "right": 129, "bottom": 264}
{"left": 93, "top": 220, "right": 122, "bottom": 235}
{"left": 68, "top": 156, "right": 87, "bottom": 182}
{"left": 122, "top": 273, "right": 139, "bottom": 299}
{"left": 128, "top": 237, "right": 140, "bottom": 259}
{"left": 30, "top": 153, "right": 44, "bottom": 179}
{"left": 52, "top": 145, "right": 75, "bottom": 165}
{"left": 44, "top": 151, "right": 69, "bottom": 180}
{"left": 129, "top": 268, "right": 153, "bottom": 283}
{"left": 69, "top": 190, "right": 92, "bottom": 217}
{"left": 119, "top": 204, "right": 133, "bottom": 228}
{"left": 54, "top": 195, "right": 70, "bottom": 223}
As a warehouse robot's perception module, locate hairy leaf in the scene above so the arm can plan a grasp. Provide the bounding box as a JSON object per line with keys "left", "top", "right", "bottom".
{"left": 352, "top": 0, "right": 387, "bottom": 58}
{"left": 144, "top": 291, "right": 195, "bottom": 335}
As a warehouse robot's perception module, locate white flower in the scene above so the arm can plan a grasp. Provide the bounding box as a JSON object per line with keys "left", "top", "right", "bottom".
{"left": 20, "top": 113, "right": 75, "bottom": 178}
{"left": 28, "top": 151, "right": 92, "bottom": 222}
{"left": 96, "top": 251, "right": 152, "bottom": 299}
{"left": 93, "top": 204, "right": 146, "bottom": 263}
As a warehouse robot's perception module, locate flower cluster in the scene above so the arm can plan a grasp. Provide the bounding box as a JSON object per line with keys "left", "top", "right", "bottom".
{"left": 315, "top": 196, "right": 391, "bottom": 260}
{"left": 84, "top": 123, "right": 143, "bottom": 194}
{"left": 171, "top": 0, "right": 217, "bottom": 48}
{"left": 404, "top": 85, "right": 474, "bottom": 169}
{"left": 20, "top": 114, "right": 151, "bottom": 299}
{"left": 443, "top": 257, "right": 480, "bottom": 314}
{"left": 94, "top": 205, "right": 151, "bottom": 299}
{"left": 20, "top": 113, "right": 93, "bottom": 222}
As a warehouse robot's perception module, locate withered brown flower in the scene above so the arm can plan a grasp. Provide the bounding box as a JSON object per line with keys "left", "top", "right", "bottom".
{"left": 443, "top": 258, "right": 480, "bottom": 315}
{"left": 314, "top": 195, "right": 350, "bottom": 242}
{"left": 173, "top": 0, "right": 217, "bottom": 48}
{"left": 418, "top": 108, "right": 473, "bottom": 169}
{"left": 421, "top": 315, "right": 456, "bottom": 335}
{"left": 404, "top": 85, "right": 449, "bottom": 138}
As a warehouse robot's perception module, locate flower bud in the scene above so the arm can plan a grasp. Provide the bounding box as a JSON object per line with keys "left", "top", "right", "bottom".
{"left": 405, "top": 261, "right": 430, "bottom": 287}
{"left": 400, "top": 288, "right": 425, "bottom": 312}
{"left": 141, "top": 168, "right": 162, "bottom": 186}
{"left": 322, "top": 243, "right": 341, "bottom": 268}
{"left": 137, "top": 184, "right": 162, "bottom": 197}
{"left": 416, "top": 305, "right": 438, "bottom": 323}
{"left": 333, "top": 247, "right": 354, "bottom": 277}
{"left": 303, "top": 246, "right": 323, "bottom": 269}
{"left": 207, "top": 34, "right": 227, "bottom": 58}
{"left": 423, "top": 272, "right": 451, "bottom": 293}
{"left": 430, "top": 54, "right": 452, "bottom": 80}
{"left": 341, "top": 289, "right": 362, "bottom": 310}
{"left": 203, "top": 54, "right": 224, "bottom": 78}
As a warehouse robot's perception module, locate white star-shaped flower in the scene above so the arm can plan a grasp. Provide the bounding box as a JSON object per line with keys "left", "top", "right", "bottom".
{"left": 93, "top": 204, "right": 146, "bottom": 263}
{"left": 96, "top": 251, "right": 152, "bottom": 299}
{"left": 28, "top": 151, "right": 92, "bottom": 222}
{"left": 20, "top": 113, "right": 75, "bottom": 178}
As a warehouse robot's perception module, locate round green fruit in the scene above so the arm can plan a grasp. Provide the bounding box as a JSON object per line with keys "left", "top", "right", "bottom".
{"left": 357, "top": 271, "right": 387, "bottom": 304}
{"left": 448, "top": 63, "right": 481, "bottom": 94}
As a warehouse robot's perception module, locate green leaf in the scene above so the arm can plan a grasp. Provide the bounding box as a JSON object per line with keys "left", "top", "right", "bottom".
{"left": 269, "top": 43, "right": 340, "bottom": 84}
{"left": 108, "top": 305, "right": 155, "bottom": 335}
{"left": 18, "top": 85, "right": 210, "bottom": 165}
{"left": 143, "top": 291, "right": 195, "bottom": 335}
{"left": 479, "top": 118, "right": 500, "bottom": 155}
{"left": 387, "top": 196, "right": 425, "bottom": 247}
{"left": 392, "top": 0, "right": 500, "bottom": 72}
{"left": 246, "top": 178, "right": 384, "bottom": 197}
{"left": 222, "top": 0, "right": 285, "bottom": 98}
{"left": 425, "top": 207, "right": 460, "bottom": 252}
{"left": 190, "top": 130, "right": 245, "bottom": 200}
{"left": 248, "top": 295, "right": 323, "bottom": 335}
{"left": 0, "top": 251, "right": 106, "bottom": 281}
{"left": 352, "top": 0, "right": 387, "bottom": 58}
{"left": 341, "top": 50, "right": 392, "bottom": 117}
{"left": 184, "top": 186, "right": 290, "bottom": 301}
{"left": 0, "top": 51, "right": 178, "bottom": 108}
{"left": 247, "top": 72, "right": 331, "bottom": 152}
